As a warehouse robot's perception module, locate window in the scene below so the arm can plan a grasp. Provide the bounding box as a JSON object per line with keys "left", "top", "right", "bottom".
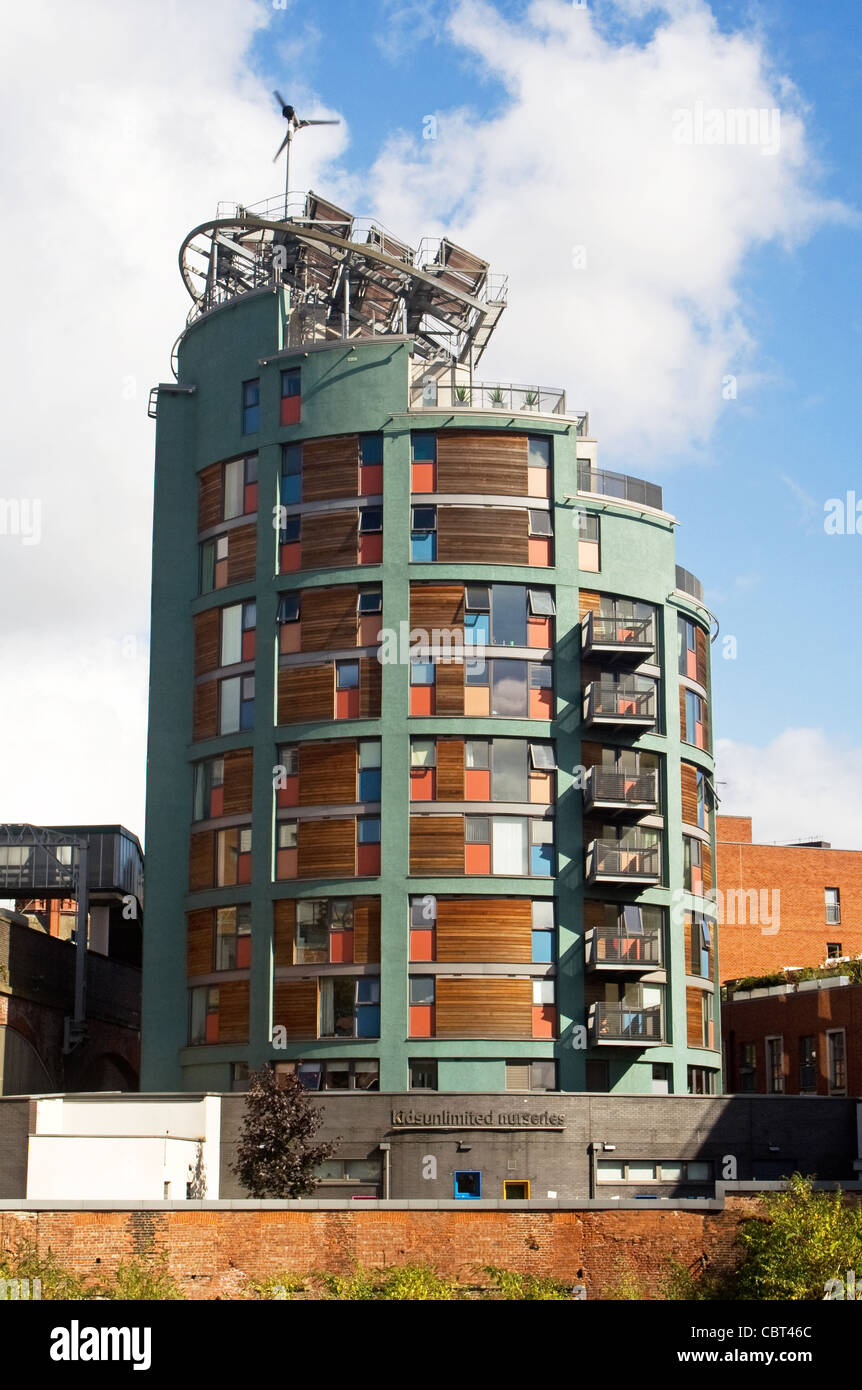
{"left": 410, "top": 659, "right": 434, "bottom": 686}
{"left": 358, "top": 741, "right": 381, "bottom": 800}
{"left": 596, "top": 1160, "right": 713, "bottom": 1184}
{"left": 504, "top": 1060, "right": 556, "bottom": 1092}
{"left": 281, "top": 443, "right": 302, "bottom": 504}
{"left": 360, "top": 434, "right": 384, "bottom": 466}
{"left": 578, "top": 512, "right": 600, "bottom": 571}
{"left": 199, "top": 534, "right": 229, "bottom": 594}
{"left": 410, "top": 976, "right": 435, "bottom": 1006}
{"left": 280, "top": 368, "right": 301, "bottom": 426}
{"left": 242, "top": 378, "right": 260, "bottom": 434}
{"left": 739, "top": 1042, "right": 757, "bottom": 1092}
{"left": 528, "top": 437, "right": 550, "bottom": 468}
{"left": 687, "top": 1067, "right": 716, "bottom": 1096}
{"left": 411, "top": 506, "right": 437, "bottom": 561}
{"left": 651, "top": 1063, "right": 671, "bottom": 1095}
{"left": 766, "top": 1036, "right": 784, "bottom": 1094}
{"left": 357, "top": 816, "right": 380, "bottom": 844}
{"left": 220, "top": 601, "right": 255, "bottom": 667}
{"left": 527, "top": 587, "right": 555, "bottom": 617}
{"left": 454, "top": 1171, "right": 481, "bottom": 1199}
{"left": 529, "top": 742, "right": 555, "bottom": 771}
{"left": 278, "top": 821, "right": 297, "bottom": 850}
{"left": 278, "top": 1059, "right": 379, "bottom": 1092}
{"left": 411, "top": 894, "right": 436, "bottom": 926}
{"left": 358, "top": 587, "right": 382, "bottom": 615}
{"left": 215, "top": 905, "right": 252, "bottom": 970}
{"left": 281, "top": 513, "right": 301, "bottom": 543}
{"left": 336, "top": 660, "right": 359, "bottom": 690}
{"left": 219, "top": 674, "right": 255, "bottom": 734}
{"left": 799, "top": 1036, "right": 817, "bottom": 1093}
{"left": 531, "top": 899, "right": 554, "bottom": 963}
{"left": 578, "top": 513, "right": 599, "bottom": 541}
{"left": 359, "top": 507, "right": 382, "bottom": 534}
{"left": 411, "top": 433, "right": 436, "bottom": 461}
{"left": 411, "top": 737, "right": 436, "bottom": 767}
{"left": 223, "top": 454, "right": 257, "bottom": 519}
{"left": 528, "top": 510, "right": 552, "bottom": 537}
{"left": 492, "top": 583, "right": 527, "bottom": 646}
{"left": 503, "top": 1180, "right": 530, "bottom": 1200}
{"left": 409, "top": 1060, "right": 438, "bottom": 1091}
{"left": 683, "top": 835, "right": 703, "bottom": 892}
{"left": 684, "top": 689, "right": 708, "bottom": 747}
{"left": 533, "top": 979, "right": 555, "bottom": 1007}
{"left": 278, "top": 592, "right": 300, "bottom": 624}
{"left": 189, "top": 986, "right": 219, "bottom": 1045}
{"left": 319, "top": 976, "right": 380, "bottom": 1038}
{"left": 314, "top": 1158, "right": 381, "bottom": 1182}
{"left": 491, "top": 817, "right": 528, "bottom": 874}
{"left": 492, "top": 659, "right": 527, "bottom": 717}
{"left": 696, "top": 770, "right": 711, "bottom": 830}
{"left": 295, "top": 900, "right": 328, "bottom": 963}
{"left": 827, "top": 942, "right": 843, "bottom": 959}
{"left": 826, "top": 888, "right": 841, "bottom": 925}
{"left": 530, "top": 663, "right": 552, "bottom": 688}
{"left": 678, "top": 616, "right": 697, "bottom": 677}
{"left": 689, "top": 914, "right": 712, "bottom": 978}
{"left": 193, "top": 757, "right": 225, "bottom": 821}
{"left": 827, "top": 1030, "right": 846, "bottom": 1095}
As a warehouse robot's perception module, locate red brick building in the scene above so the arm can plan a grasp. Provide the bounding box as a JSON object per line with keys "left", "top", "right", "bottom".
{"left": 716, "top": 815, "right": 862, "bottom": 983}
{"left": 722, "top": 974, "right": 862, "bottom": 1097}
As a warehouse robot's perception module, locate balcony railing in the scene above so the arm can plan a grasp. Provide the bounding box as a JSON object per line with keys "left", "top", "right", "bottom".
{"left": 586, "top": 838, "right": 662, "bottom": 884}
{"left": 583, "top": 681, "right": 657, "bottom": 728}
{"left": 584, "top": 768, "right": 658, "bottom": 814}
{"left": 410, "top": 378, "right": 583, "bottom": 422}
{"left": 581, "top": 610, "right": 656, "bottom": 661}
{"left": 586, "top": 926, "right": 664, "bottom": 972}
{"left": 675, "top": 565, "right": 704, "bottom": 603}
{"left": 578, "top": 464, "right": 662, "bottom": 511}
{"left": 589, "top": 1002, "right": 664, "bottom": 1045}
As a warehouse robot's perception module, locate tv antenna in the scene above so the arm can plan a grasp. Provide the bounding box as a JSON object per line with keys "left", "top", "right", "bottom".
{"left": 273, "top": 92, "right": 340, "bottom": 220}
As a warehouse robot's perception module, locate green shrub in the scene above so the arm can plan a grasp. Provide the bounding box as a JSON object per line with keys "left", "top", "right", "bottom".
{"left": 483, "top": 1266, "right": 569, "bottom": 1300}
{"left": 98, "top": 1254, "right": 185, "bottom": 1301}
{"left": 246, "top": 1272, "right": 305, "bottom": 1300}
{"left": 733, "top": 1173, "right": 862, "bottom": 1301}
{"left": 0, "top": 1239, "right": 89, "bottom": 1300}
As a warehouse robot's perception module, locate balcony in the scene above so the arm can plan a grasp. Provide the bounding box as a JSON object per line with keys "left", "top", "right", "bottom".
{"left": 588, "top": 1002, "right": 665, "bottom": 1046}
{"left": 675, "top": 565, "right": 704, "bottom": 603}
{"left": 581, "top": 610, "right": 656, "bottom": 663}
{"left": 578, "top": 464, "right": 662, "bottom": 511}
{"left": 585, "top": 838, "right": 661, "bottom": 885}
{"left": 583, "top": 768, "right": 658, "bottom": 816}
{"left": 585, "top": 923, "right": 664, "bottom": 974}
{"left": 583, "top": 681, "right": 657, "bottom": 731}
{"left": 409, "top": 375, "right": 587, "bottom": 428}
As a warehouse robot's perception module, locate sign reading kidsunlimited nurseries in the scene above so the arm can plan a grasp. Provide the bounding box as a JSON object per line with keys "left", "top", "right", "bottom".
{"left": 390, "top": 1109, "right": 566, "bottom": 1130}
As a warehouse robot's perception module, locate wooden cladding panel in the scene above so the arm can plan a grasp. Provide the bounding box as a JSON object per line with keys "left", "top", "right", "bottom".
{"left": 219, "top": 980, "right": 249, "bottom": 1043}
{"left": 278, "top": 665, "right": 333, "bottom": 724}
{"left": 679, "top": 685, "right": 687, "bottom": 739}
{"left": 299, "top": 741, "right": 358, "bottom": 805}
{"left": 359, "top": 657, "right": 382, "bottom": 719}
{"left": 435, "top": 660, "right": 465, "bottom": 715}
{"left": 436, "top": 898, "right": 532, "bottom": 963}
{"left": 410, "top": 816, "right": 464, "bottom": 874}
{"left": 435, "top": 432, "right": 529, "bottom": 496}
{"left": 227, "top": 523, "right": 256, "bottom": 585}
{"left": 436, "top": 507, "right": 529, "bottom": 565}
{"left": 702, "top": 701, "right": 710, "bottom": 751}
{"left": 409, "top": 583, "right": 464, "bottom": 634}
{"left": 301, "top": 586, "right": 358, "bottom": 652}
{"left": 223, "top": 748, "right": 253, "bottom": 816}
{"left": 354, "top": 897, "right": 381, "bottom": 964}
{"left": 273, "top": 899, "right": 296, "bottom": 968}
{"left": 695, "top": 626, "right": 708, "bottom": 688}
{"left": 296, "top": 818, "right": 356, "bottom": 878}
{"left": 580, "top": 742, "right": 603, "bottom": 770}
{"left": 198, "top": 462, "right": 222, "bottom": 532}
{"left": 194, "top": 609, "right": 220, "bottom": 676}
{"left": 684, "top": 920, "right": 694, "bottom": 975}
{"left": 686, "top": 986, "right": 705, "bottom": 1048}
{"left": 302, "top": 436, "right": 360, "bottom": 502}
{"left": 193, "top": 681, "right": 218, "bottom": 742}
{"left": 579, "top": 590, "right": 601, "bottom": 620}
{"left": 583, "top": 900, "right": 605, "bottom": 930}
{"left": 302, "top": 511, "right": 359, "bottom": 571}
{"left": 681, "top": 761, "right": 699, "bottom": 826}
{"left": 273, "top": 979, "right": 318, "bottom": 1038}
{"left": 189, "top": 831, "right": 214, "bottom": 892}
{"left": 435, "top": 977, "right": 533, "bottom": 1038}
{"left": 436, "top": 740, "right": 465, "bottom": 801}
{"left": 703, "top": 844, "right": 713, "bottom": 892}
{"left": 187, "top": 909, "right": 213, "bottom": 976}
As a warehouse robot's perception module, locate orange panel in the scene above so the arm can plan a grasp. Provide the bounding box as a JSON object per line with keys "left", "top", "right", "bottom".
{"left": 237, "top": 936, "right": 252, "bottom": 969}
{"left": 528, "top": 538, "right": 552, "bottom": 567}
{"left": 279, "top": 624, "right": 301, "bottom": 654}
{"left": 465, "top": 843, "right": 490, "bottom": 875}
{"left": 409, "top": 1004, "right": 434, "bottom": 1038}
{"left": 277, "top": 777, "right": 299, "bottom": 808}
{"left": 330, "top": 931, "right": 354, "bottom": 964}
{"left": 695, "top": 724, "right": 705, "bottom": 749}
{"left": 530, "top": 772, "right": 552, "bottom": 803}
{"left": 210, "top": 787, "right": 224, "bottom": 818}
{"left": 280, "top": 396, "right": 302, "bottom": 426}
{"left": 357, "top": 843, "right": 380, "bottom": 876}
{"left": 214, "top": 560, "right": 229, "bottom": 589}
{"left": 281, "top": 542, "right": 302, "bottom": 573}
{"left": 242, "top": 630, "right": 256, "bottom": 662}
{"left": 412, "top": 461, "right": 436, "bottom": 492}
{"left": 359, "top": 615, "right": 381, "bottom": 647}
{"left": 205, "top": 1012, "right": 220, "bottom": 1044}
{"left": 410, "top": 686, "right": 435, "bottom": 716}
{"left": 237, "top": 853, "right": 252, "bottom": 885}
{"left": 360, "top": 464, "right": 383, "bottom": 495}
{"left": 530, "top": 688, "right": 553, "bottom": 719}
{"left": 532, "top": 1005, "right": 556, "bottom": 1039}
{"left": 464, "top": 685, "right": 490, "bottom": 716}
{"left": 410, "top": 768, "right": 435, "bottom": 801}
{"left": 244, "top": 483, "right": 258, "bottom": 514}
{"left": 528, "top": 616, "right": 552, "bottom": 648}
{"left": 527, "top": 466, "right": 550, "bottom": 498}
{"left": 336, "top": 689, "right": 360, "bottom": 719}
{"left": 410, "top": 929, "right": 435, "bottom": 962}
{"left": 686, "top": 650, "right": 697, "bottom": 680}
{"left": 276, "top": 848, "right": 297, "bottom": 880}
{"left": 465, "top": 769, "right": 491, "bottom": 800}
{"left": 359, "top": 534, "right": 383, "bottom": 565}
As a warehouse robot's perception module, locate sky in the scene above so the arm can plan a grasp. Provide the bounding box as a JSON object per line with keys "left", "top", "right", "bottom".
{"left": 0, "top": 0, "right": 860, "bottom": 848}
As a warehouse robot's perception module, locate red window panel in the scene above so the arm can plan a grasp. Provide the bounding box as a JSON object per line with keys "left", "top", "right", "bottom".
{"left": 330, "top": 930, "right": 355, "bottom": 964}
{"left": 276, "top": 848, "right": 297, "bottom": 880}
{"left": 532, "top": 1005, "right": 556, "bottom": 1039}
{"left": 411, "top": 462, "right": 436, "bottom": 492}
{"left": 410, "top": 685, "right": 435, "bottom": 716}
{"left": 242, "top": 630, "right": 256, "bottom": 662}
{"left": 359, "top": 533, "right": 383, "bottom": 565}
{"left": 528, "top": 538, "right": 552, "bottom": 567}
{"left": 209, "top": 786, "right": 224, "bottom": 818}
{"left": 465, "top": 843, "right": 491, "bottom": 875}
{"left": 465, "top": 769, "right": 490, "bottom": 800}
{"left": 528, "top": 616, "right": 552, "bottom": 648}
{"left": 214, "top": 559, "right": 229, "bottom": 589}
{"left": 530, "top": 688, "right": 553, "bottom": 719}
{"left": 357, "top": 843, "right": 381, "bottom": 876}
{"left": 358, "top": 615, "right": 381, "bottom": 647}
{"left": 244, "top": 482, "right": 258, "bottom": 514}
{"left": 237, "top": 853, "right": 252, "bottom": 885}
{"left": 277, "top": 777, "right": 299, "bottom": 808}
{"left": 410, "top": 929, "right": 435, "bottom": 962}
{"left": 336, "top": 689, "right": 361, "bottom": 720}
{"left": 205, "top": 1010, "right": 220, "bottom": 1044}
{"left": 409, "top": 1004, "right": 434, "bottom": 1038}
{"left": 410, "top": 768, "right": 435, "bottom": 801}
{"left": 237, "top": 935, "right": 252, "bottom": 969}
{"left": 280, "top": 396, "right": 302, "bottom": 427}
{"left": 280, "top": 542, "right": 302, "bottom": 573}
{"left": 360, "top": 464, "right": 383, "bottom": 495}
{"left": 279, "top": 623, "right": 301, "bottom": 654}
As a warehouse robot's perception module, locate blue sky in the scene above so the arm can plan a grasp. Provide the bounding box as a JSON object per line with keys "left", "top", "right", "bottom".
{"left": 0, "top": 0, "right": 860, "bottom": 846}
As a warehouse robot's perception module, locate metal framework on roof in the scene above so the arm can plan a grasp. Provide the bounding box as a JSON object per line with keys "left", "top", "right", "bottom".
{"left": 177, "top": 190, "right": 508, "bottom": 370}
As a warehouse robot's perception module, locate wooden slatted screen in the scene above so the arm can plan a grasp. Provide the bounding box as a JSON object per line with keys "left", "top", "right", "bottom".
{"left": 302, "top": 436, "right": 360, "bottom": 502}
{"left": 301, "top": 586, "right": 358, "bottom": 652}
{"left": 354, "top": 897, "right": 381, "bottom": 963}
{"left": 409, "top": 583, "right": 464, "bottom": 634}
{"left": 223, "top": 748, "right": 253, "bottom": 816}
{"left": 703, "top": 844, "right": 713, "bottom": 891}
{"left": 436, "top": 507, "right": 529, "bottom": 565}
{"left": 302, "top": 511, "right": 359, "bottom": 571}
{"left": 435, "top": 740, "right": 465, "bottom": 800}
{"left": 409, "top": 816, "right": 464, "bottom": 873}
{"left": 194, "top": 609, "right": 220, "bottom": 675}
{"left": 189, "top": 831, "right": 214, "bottom": 891}
{"left": 679, "top": 685, "right": 688, "bottom": 739}
{"left": 680, "top": 761, "right": 699, "bottom": 826}
{"left": 218, "top": 981, "right": 249, "bottom": 1043}
{"left": 583, "top": 900, "right": 604, "bottom": 930}
{"left": 436, "top": 898, "right": 532, "bottom": 962}
{"left": 299, "top": 741, "right": 357, "bottom": 804}
{"left": 198, "top": 462, "right": 222, "bottom": 532}
{"left": 579, "top": 590, "right": 601, "bottom": 620}
{"left": 435, "top": 432, "right": 529, "bottom": 495}
{"left": 435, "top": 660, "right": 464, "bottom": 715}
{"left": 278, "top": 665, "right": 334, "bottom": 724}
{"left": 686, "top": 986, "right": 705, "bottom": 1047}
{"left": 273, "top": 899, "right": 296, "bottom": 967}
{"left": 359, "top": 657, "right": 382, "bottom": 718}
{"left": 187, "top": 909, "right": 213, "bottom": 976}
{"left": 193, "top": 682, "right": 218, "bottom": 741}
{"left": 272, "top": 979, "right": 318, "bottom": 1037}
{"left": 227, "top": 523, "right": 256, "bottom": 584}
{"left": 297, "top": 817, "right": 356, "bottom": 878}
{"left": 435, "top": 977, "right": 533, "bottom": 1038}
{"left": 695, "top": 626, "right": 708, "bottom": 687}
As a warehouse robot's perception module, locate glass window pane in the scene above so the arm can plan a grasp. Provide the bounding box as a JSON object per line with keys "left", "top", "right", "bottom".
{"left": 491, "top": 739, "right": 528, "bottom": 801}
{"left": 412, "top": 432, "right": 436, "bottom": 461}
{"left": 411, "top": 738, "right": 436, "bottom": 767}
{"left": 360, "top": 434, "right": 384, "bottom": 465}
{"left": 465, "top": 739, "right": 489, "bottom": 769}
{"left": 597, "top": 1161, "right": 625, "bottom": 1182}
{"left": 410, "top": 660, "right": 434, "bottom": 685}
{"left": 492, "top": 817, "right": 528, "bottom": 874}
{"left": 529, "top": 742, "right": 555, "bottom": 770}
{"left": 219, "top": 677, "right": 240, "bottom": 734}
{"left": 527, "top": 587, "right": 555, "bottom": 616}
{"left": 532, "top": 900, "right": 554, "bottom": 929}
{"left": 465, "top": 585, "right": 490, "bottom": 611}
{"left": 411, "top": 506, "right": 436, "bottom": 530}
{"left": 411, "top": 894, "right": 436, "bottom": 925}
{"left": 491, "top": 585, "right": 526, "bottom": 646}
{"left": 410, "top": 976, "right": 435, "bottom": 1005}
{"left": 529, "top": 663, "right": 553, "bottom": 688}
{"left": 358, "top": 589, "right": 382, "bottom": 613}
{"left": 337, "top": 662, "right": 359, "bottom": 689}
{"left": 360, "top": 508, "right": 383, "bottom": 533}
{"left": 528, "top": 437, "right": 551, "bottom": 467}
{"left": 358, "top": 817, "right": 380, "bottom": 843}
{"left": 627, "top": 1162, "right": 656, "bottom": 1181}
{"left": 224, "top": 460, "right": 243, "bottom": 519}
{"left": 492, "top": 660, "right": 527, "bottom": 717}
{"left": 465, "top": 816, "right": 490, "bottom": 843}
{"left": 359, "top": 740, "right": 381, "bottom": 769}
{"left": 532, "top": 930, "right": 554, "bottom": 963}
{"left": 529, "top": 510, "right": 552, "bottom": 536}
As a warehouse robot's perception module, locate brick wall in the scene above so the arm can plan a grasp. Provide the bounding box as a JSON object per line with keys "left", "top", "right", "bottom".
{"left": 0, "top": 1200, "right": 761, "bottom": 1299}
{"left": 723, "top": 983, "right": 862, "bottom": 1096}
{"left": 716, "top": 816, "right": 862, "bottom": 981}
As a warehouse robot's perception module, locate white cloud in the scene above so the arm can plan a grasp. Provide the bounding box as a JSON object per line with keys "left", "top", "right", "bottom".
{"left": 366, "top": 0, "right": 850, "bottom": 461}
{"left": 716, "top": 730, "right": 862, "bottom": 851}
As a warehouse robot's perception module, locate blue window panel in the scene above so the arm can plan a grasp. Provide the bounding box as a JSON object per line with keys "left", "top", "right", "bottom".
{"left": 357, "top": 979, "right": 380, "bottom": 1004}
{"left": 242, "top": 405, "right": 260, "bottom": 434}
{"left": 360, "top": 434, "right": 384, "bottom": 465}
{"left": 281, "top": 475, "right": 301, "bottom": 505}
{"left": 412, "top": 432, "right": 436, "bottom": 461}
{"left": 281, "top": 369, "right": 301, "bottom": 397}
{"left": 454, "top": 1171, "right": 482, "bottom": 1199}
{"left": 240, "top": 700, "right": 255, "bottom": 731}
{"left": 465, "top": 611, "right": 490, "bottom": 645}
{"left": 358, "top": 769, "right": 381, "bottom": 802}
{"left": 532, "top": 930, "right": 554, "bottom": 963}
{"left": 685, "top": 689, "right": 697, "bottom": 737}
{"left": 411, "top": 531, "right": 436, "bottom": 561}
{"left": 358, "top": 817, "right": 381, "bottom": 843}
{"left": 410, "top": 661, "right": 434, "bottom": 686}
{"left": 531, "top": 845, "right": 553, "bottom": 876}
{"left": 281, "top": 514, "right": 300, "bottom": 542}
{"left": 356, "top": 1006, "right": 380, "bottom": 1038}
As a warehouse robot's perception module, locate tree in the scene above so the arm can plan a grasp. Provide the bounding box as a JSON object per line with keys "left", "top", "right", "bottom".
{"left": 733, "top": 1173, "right": 862, "bottom": 1301}
{"left": 231, "top": 1067, "right": 337, "bottom": 1199}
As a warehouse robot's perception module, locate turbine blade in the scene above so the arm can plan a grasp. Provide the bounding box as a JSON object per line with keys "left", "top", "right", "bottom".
{"left": 273, "top": 90, "right": 287, "bottom": 110}
{"left": 304, "top": 119, "right": 341, "bottom": 126}
{"left": 273, "top": 132, "right": 290, "bottom": 160}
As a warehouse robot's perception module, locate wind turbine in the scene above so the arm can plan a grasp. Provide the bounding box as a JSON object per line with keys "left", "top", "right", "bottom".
{"left": 273, "top": 93, "right": 340, "bottom": 219}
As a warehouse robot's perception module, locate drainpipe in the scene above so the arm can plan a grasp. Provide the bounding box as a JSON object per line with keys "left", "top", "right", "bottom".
{"left": 588, "top": 1141, "right": 598, "bottom": 1199}
{"left": 379, "top": 1141, "right": 391, "bottom": 1199}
